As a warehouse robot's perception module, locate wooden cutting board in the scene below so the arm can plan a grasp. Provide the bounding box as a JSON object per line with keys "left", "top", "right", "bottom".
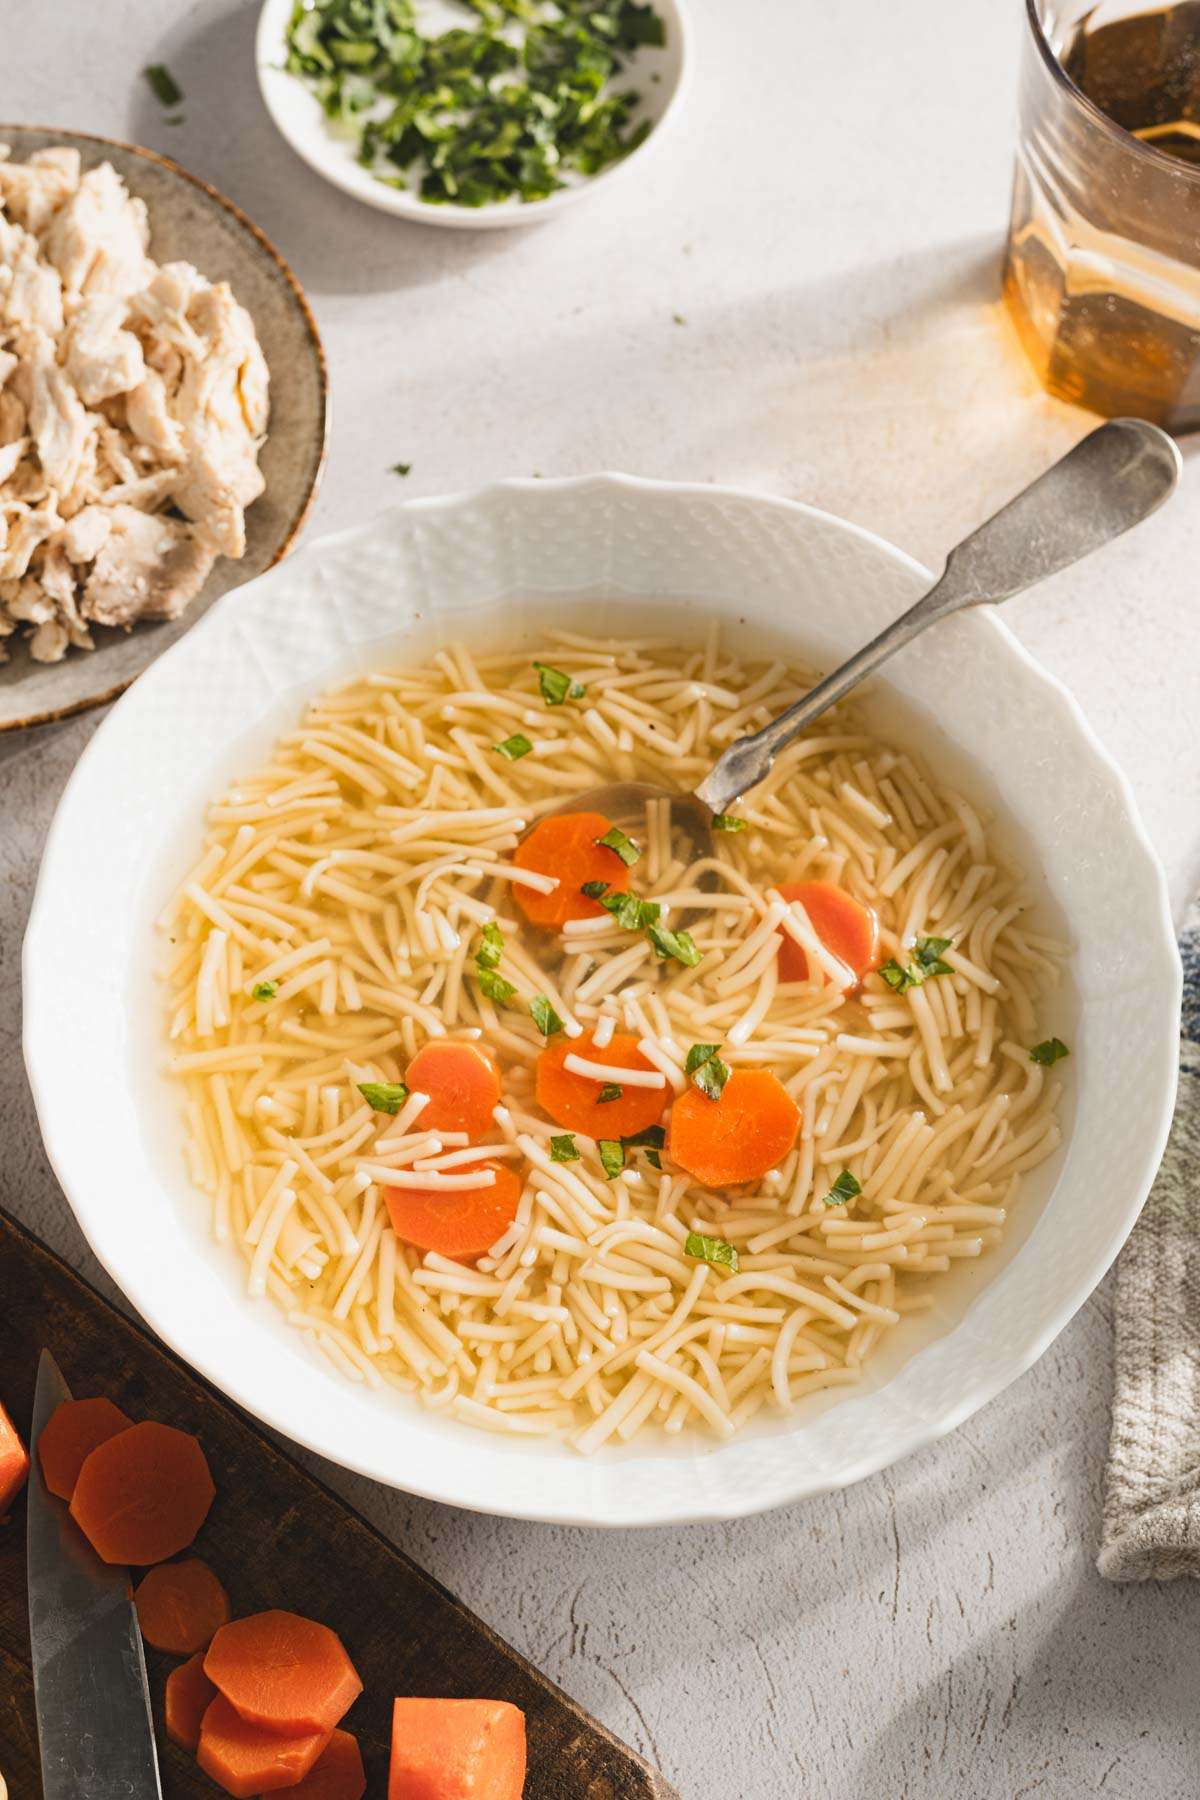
{"left": 0, "top": 1207, "right": 679, "bottom": 1798}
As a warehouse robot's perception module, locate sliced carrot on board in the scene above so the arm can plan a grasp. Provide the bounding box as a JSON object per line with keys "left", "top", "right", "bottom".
{"left": 165, "top": 1652, "right": 217, "bottom": 1752}
{"left": 668, "top": 1069, "right": 800, "bottom": 1188}
{"left": 286, "top": 1730, "right": 367, "bottom": 1800}
{"left": 0, "top": 1400, "right": 29, "bottom": 1517}
{"left": 384, "top": 1162, "right": 522, "bottom": 1261}
{"left": 776, "top": 880, "right": 880, "bottom": 988}
{"left": 135, "top": 1556, "right": 230, "bottom": 1654}
{"left": 406, "top": 1040, "right": 502, "bottom": 1143}
{"left": 512, "top": 811, "right": 620, "bottom": 929}
{"left": 37, "top": 1397, "right": 133, "bottom": 1503}
{"left": 389, "top": 1697, "right": 526, "bottom": 1800}
{"left": 204, "top": 1610, "right": 362, "bottom": 1738}
{"left": 69, "top": 1421, "right": 214, "bottom": 1566}
{"left": 196, "top": 1694, "right": 330, "bottom": 1798}
{"left": 535, "top": 1032, "right": 669, "bottom": 1140}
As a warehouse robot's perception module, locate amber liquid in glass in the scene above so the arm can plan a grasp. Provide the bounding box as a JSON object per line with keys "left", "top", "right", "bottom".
{"left": 1005, "top": 3, "right": 1200, "bottom": 428}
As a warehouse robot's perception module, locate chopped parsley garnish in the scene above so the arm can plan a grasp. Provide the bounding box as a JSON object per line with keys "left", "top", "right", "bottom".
{"left": 823, "top": 1169, "right": 862, "bottom": 1208}
{"left": 623, "top": 1124, "right": 665, "bottom": 1169}
{"left": 648, "top": 922, "right": 701, "bottom": 967}
{"left": 144, "top": 63, "right": 184, "bottom": 107}
{"left": 534, "top": 662, "right": 585, "bottom": 706}
{"left": 598, "top": 890, "right": 660, "bottom": 931}
{"left": 595, "top": 825, "right": 641, "bottom": 867}
{"left": 1030, "top": 1037, "right": 1070, "bottom": 1066}
{"left": 251, "top": 979, "right": 278, "bottom": 1001}
{"left": 389, "top": 461, "right": 412, "bottom": 477}
{"left": 685, "top": 1042, "right": 729, "bottom": 1101}
{"left": 598, "top": 1139, "right": 625, "bottom": 1179}
{"left": 477, "top": 966, "right": 518, "bottom": 1006}
{"left": 912, "top": 935, "right": 954, "bottom": 977}
{"left": 550, "top": 1133, "right": 581, "bottom": 1163}
{"left": 283, "top": 0, "right": 666, "bottom": 210}
{"left": 530, "top": 995, "right": 564, "bottom": 1036}
{"left": 580, "top": 880, "right": 610, "bottom": 900}
{"left": 358, "top": 1081, "right": 409, "bottom": 1114}
{"left": 493, "top": 733, "right": 533, "bottom": 761}
{"left": 476, "top": 922, "right": 505, "bottom": 971}
{"left": 685, "top": 1231, "right": 739, "bottom": 1273}
{"left": 880, "top": 935, "right": 954, "bottom": 994}
{"left": 711, "top": 814, "right": 746, "bottom": 833}
{"left": 597, "top": 1081, "right": 624, "bottom": 1104}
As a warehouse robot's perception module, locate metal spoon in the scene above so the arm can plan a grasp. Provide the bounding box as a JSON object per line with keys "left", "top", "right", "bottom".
{"left": 552, "top": 418, "right": 1181, "bottom": 856}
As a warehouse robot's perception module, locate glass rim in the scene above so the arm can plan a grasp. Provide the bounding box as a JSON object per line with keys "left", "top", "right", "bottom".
{"left": 1024, "top": 0, "right": 1200, "bottom": 184}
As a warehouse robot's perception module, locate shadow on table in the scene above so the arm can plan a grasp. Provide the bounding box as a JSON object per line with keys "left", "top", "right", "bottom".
{"left": 855, "top": 1553, "right": 1200, "bottom": 1800}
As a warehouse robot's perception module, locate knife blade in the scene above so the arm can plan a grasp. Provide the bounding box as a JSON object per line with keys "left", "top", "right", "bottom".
{"left": 26, "top": 1350, "right": 162, "bottom": 1799}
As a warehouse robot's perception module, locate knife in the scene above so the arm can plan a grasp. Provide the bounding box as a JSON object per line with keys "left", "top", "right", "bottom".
{"left": 26, "top": 1350, "right": 162, "bottom": 1799}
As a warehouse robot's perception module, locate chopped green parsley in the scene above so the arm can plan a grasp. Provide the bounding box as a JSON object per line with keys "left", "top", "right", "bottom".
{"left": 476, "top": 922, "right": 505, "bottom": 970}
{"left": 477, "top": 966, "right": 518, "bottom": 1006}
{"left": 595, "top": 825, "right": 641, "bottom": 867}
{"left": 598, "top": 1139, "right": 625, "bottom": 1179}
{"left": 534, "top": 662, "right": 585, "bottom": 706}
{"left": 550, "top": 1133, "right": 581, "bottom": 1163}
{"left": 648, "top": 922, "right": 701, "bottom": 967}
{"left": 684, "top": 1231, "right": 739, "bottom": 1273}
{"left": 1030, "top": 1037, "right": 1070, "bottom": 1066}
{"left": 685, "top": 1042, "right": 729, "bottom": 1101}
{"left": 251, "top": 979, "right": 278, "bottom": 1001}
{"left": 880, "top": 936, "right": 954, "bottom": 994}
{"left": 493, "top": 733, "right": 533, "bottom": 761}
{"left": 598, "top": 890, "right": 660, "bottom": 931}
{"left": 530, "top": 995, "right": 565, "bottom": 1037}
{"left": 358, "top": 1080, "right": 410, "bottom": 1114}
{"left": 622, "top": 1124, "right": 665, "bottom": 1169}
{"left": 823, "top": 1169, "right": 862, "bottom": 1208}
{"left": 597, "top": 1082, "right": 624, "bottom": 1104}
{"left": 144, "top": 63, "right": 184, "bottom": 107}
{"left": 711, "top": 814, "right": 746, "bottom": 833}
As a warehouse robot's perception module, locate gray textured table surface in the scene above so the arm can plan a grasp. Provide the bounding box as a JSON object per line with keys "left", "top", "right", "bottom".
{"left": 4, "top": 4, "right": 1200, "bottom": 1797}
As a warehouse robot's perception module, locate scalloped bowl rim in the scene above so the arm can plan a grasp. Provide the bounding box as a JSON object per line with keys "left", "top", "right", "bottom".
{"left": 22, "top": 473, "right": 1180, "bottom": 1526}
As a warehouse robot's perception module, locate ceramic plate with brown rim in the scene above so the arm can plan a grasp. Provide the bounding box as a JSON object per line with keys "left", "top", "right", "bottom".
{"left": 0, "top": 125, "right": 328, "bottom": 733}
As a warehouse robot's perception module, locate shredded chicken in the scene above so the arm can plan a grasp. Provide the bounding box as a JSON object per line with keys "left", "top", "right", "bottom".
{"left": 0, "top": 145, "right": 269, "bottom": 663}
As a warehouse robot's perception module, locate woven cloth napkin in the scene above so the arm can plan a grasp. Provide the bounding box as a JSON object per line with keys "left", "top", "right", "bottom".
{"left": 1099, "top": 898, "right": 1200, "bottom": 1580}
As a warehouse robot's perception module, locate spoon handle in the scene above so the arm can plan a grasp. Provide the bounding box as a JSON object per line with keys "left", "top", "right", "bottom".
{"left": 693, "top": 418, "right": 1181, "bottom": 815}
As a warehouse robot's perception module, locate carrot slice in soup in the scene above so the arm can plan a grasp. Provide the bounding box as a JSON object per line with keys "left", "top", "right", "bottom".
{"left": 535, "top": 1032, "right": 668, "bottom": 1139}
{"left": 384, "top": 1161, "right": 522, "bottom": 1261}
{"left": 69, "top": 1421, "right": 214, "bottom": 1565}
{"left": 287, "top": 1730, "right": 367, "bottom": 1800}
{"left": 406, "top": 1040, "right": 501, "bottom": 1142}
{"left": 389, "top": 1697, "right": 526, "bottom": 1800}
{"left": 37, "top": 1396, "right": 133, "bottom": 1502}
{"left": 668, "top": 1069, "right": 800, "bottom": 1187}
{"left": 165, "top": 1652, "right": 217, "bottom": 1752}
{"left": 776, "top": 880, "right": 879, "bottom": 987}
{"left": 197, "top": 1694, "right": 331, "bottom": 1798}
{"left": 512, "top": 811, "right": 621, "bottom": 929}
{"left": 0, "top": 1400, "right": 29, "bottom": 1517}
{"left": 204, "top": 1610, "right": 362, "bottom": 1738}
{"left": 135, "top": 1556, "right": 230, "bottom": 1653}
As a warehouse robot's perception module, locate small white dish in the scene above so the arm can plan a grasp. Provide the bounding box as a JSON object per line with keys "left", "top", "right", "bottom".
{"left": 24, "top": 475, "right": 1180, "bottom": 1526}
{"left": 255, "top": 0, "right": 691, "bottom": 229}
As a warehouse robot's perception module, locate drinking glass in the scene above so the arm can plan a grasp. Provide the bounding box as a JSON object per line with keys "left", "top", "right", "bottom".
{"left": 1004, "top": 0, "right": 1200, "bottom": 429}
